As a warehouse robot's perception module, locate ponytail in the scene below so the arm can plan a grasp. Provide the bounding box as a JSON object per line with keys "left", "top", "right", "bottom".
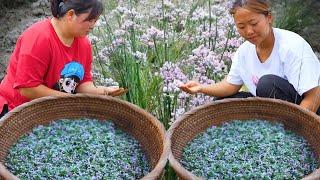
{"left": 51, "top": 0, "right": 64, "bottom": 18}
{"left": 50, "top": 0, "right": 103, "bottom": 20}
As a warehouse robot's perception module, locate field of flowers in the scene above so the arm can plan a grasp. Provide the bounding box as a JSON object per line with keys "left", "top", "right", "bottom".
{"left": 90, "top": 0, "right": 242, "bottom": 130}
{"left": 87, "top": 1, "right": 318, "bottom": 177}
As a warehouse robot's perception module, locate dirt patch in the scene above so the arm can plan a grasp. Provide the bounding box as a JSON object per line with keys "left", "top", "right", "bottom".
{"left": 0, "top": 0, "right": 50, "bottom": 79}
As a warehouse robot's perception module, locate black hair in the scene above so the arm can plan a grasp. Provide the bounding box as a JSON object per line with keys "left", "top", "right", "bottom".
{"left": 230, "top": 0, "right": 270, "bottom": 16}
{"left": 51, "top": 0, "right": 104, "bottom": 21}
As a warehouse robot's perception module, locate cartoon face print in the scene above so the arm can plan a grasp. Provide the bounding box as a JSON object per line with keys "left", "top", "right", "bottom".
{"left": 52, "top": 61, "right": 85, "bottom": 94}
{"left": 58, "top": 77, "right": 78, "bottom": 94}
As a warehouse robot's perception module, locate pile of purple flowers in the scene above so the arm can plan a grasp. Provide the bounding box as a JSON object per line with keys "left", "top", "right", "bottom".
{"left": 181, "top": 120, "right": 318, "bottom": 179}
{"left": 5, "top": 119, "right": 150, "bottom": 179}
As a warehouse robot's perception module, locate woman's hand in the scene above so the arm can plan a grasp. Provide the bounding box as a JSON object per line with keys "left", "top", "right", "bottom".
{"left": 102, "top": 86, "right": 128, "bottom": 97}
{"left": 0, "top": 163, "right": 19, "bottom": 180}
{"left": 179, "top": 81, "right": 202, "bottom": 94}
{"left": 76, "top": 82, "right": 128, "bottom": 97}
{"left": 300, "top": 86, "right": 320, "bottom": 113}
{"left": 179, "top": 79, "right": 242, "bottom": 97}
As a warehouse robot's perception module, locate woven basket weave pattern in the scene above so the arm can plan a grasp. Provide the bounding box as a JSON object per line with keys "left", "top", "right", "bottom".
{"left": 167, "top": 97, "right": 320, "bottom": 180}
{"left": 0, "top": 94, "right": 168, "bottom": 180}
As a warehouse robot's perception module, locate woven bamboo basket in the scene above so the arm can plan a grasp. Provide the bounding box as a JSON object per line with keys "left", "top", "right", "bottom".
{"left": 0, "top": 94, "right": 168, "bottom": 180}
{"left": 167, "top": 97, "right": 320, "bottom": 180}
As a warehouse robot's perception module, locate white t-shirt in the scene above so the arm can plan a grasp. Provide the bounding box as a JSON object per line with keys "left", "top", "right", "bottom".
{"left": 227, "top": 28, "right": 320, "bottom": 96}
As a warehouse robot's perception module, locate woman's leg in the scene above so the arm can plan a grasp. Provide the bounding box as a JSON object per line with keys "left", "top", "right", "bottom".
{"left": 216, "top": 91, "right": 254, "bottom": 100}
{"left": 224, "top": 91, "right": 254, "bottom": 98}
{"left": 0, "top": 104, "right": 8, "bottom": 119}
{"left": 256, "top": 74, "right": 320, "bottom": 115}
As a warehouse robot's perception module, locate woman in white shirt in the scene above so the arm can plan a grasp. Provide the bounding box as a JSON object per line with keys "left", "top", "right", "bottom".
{"left": 180, "top": 0, "right": 320, "bottom": 115}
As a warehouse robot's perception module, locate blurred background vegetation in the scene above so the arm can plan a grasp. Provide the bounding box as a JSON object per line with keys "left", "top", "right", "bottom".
{"left": 270, "top": 0, "right": 320, "bottom": 51}
{"left": 0, "top": 0, "right": 35, "bottom": 10}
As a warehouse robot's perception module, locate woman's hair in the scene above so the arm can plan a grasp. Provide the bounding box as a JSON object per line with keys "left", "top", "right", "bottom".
{"left": 230, "top": 0, "right": 270, "bottom": 15}
{"left": 51, "top": 0, "right": 103, "bottom": 21}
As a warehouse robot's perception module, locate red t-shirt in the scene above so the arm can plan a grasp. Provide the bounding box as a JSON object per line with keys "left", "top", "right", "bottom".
{"left": 0, "top": 18, "right": 93, "bottom": 111}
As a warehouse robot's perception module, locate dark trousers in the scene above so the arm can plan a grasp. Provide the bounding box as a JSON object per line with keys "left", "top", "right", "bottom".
{"left": 224, "top": 75, "right": 320, "bottom": 115}
{"left": 0, "top": 104, "right": 8, "bottom": 119}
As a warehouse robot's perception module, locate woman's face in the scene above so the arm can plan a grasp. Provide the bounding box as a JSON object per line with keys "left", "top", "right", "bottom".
{"left": 67, "top": 11, "right": 99, "bottom": 37}
{"left": 233, "top": 8, "right": 272, "bottom": 46}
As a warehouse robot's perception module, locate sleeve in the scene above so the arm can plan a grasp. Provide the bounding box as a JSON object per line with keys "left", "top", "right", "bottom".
{"left": 284, "top": 41, "right": 320, "bottom": 96}
{"left": 79, "top": 38, "right": 93, "bottom": 84}
{"left": 0, "top": 95, "right": 8, "bottom": 112}
{"left": 226, "top": 49, "right": 244, "bottom": 85}
{"left": 13, "top": 34, "right": 51, "bottom": 89}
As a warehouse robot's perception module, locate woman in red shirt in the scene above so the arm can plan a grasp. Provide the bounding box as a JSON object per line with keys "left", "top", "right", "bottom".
{"left": 0, "top": 0, "right": 127, "bottom": 118}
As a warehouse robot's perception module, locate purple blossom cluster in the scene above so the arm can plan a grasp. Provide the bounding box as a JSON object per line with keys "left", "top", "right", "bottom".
{"left": 112, "top": 5, "right": 143, "bottom": 20}
{"left": 160, "top": 62, "right": 187, "bottom": 93}
{"left": 140, "top": 26, "right": 165, "bottom": 47}
{"left": 92, "top": 70, "right": 119, "bottom": 87}
{"left": 132, "top": 51, "right": 147, "bottom": 64}
{"left": 191, "top": 8, "right": 209, "bottom": 21}
{"left": 150, "top": 1, "right": 176, "bottom": 21}
{"left": 98, "top": 46, "right": 113, "bottom": 64}
{"left": 88, "top": 34, "right": 100, "bottom": 44}
{"left": 186, "top": 45, "right": 226, "bottom": 80}
{"left": 159, "top": 59, "right": 216, "bottom": 122}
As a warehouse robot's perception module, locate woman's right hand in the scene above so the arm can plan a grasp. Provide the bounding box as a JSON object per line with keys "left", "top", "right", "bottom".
{"left": 0, "top": 162, "right": 19, "bottom": 180}
{"left": 179, "top": 81, "right": 202, "bottom": 94}
{"left": 103, "top": 86, "right": 128, "bottom": 97}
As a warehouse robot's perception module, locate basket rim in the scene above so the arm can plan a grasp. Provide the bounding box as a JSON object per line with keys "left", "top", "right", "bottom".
{"left": 166, "top": 97, "right": 320, "bottom": 180}
{"left": 0, "top": 94, "right": 169, "bottom": 180}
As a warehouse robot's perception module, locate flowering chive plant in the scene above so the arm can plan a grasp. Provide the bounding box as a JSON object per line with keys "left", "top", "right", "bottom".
{"left": 90, "top": 0, "right": 242, "bottom": 128}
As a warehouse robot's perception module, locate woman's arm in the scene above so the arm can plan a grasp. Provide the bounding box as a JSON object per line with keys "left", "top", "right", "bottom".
{"left": 19, "top": 85, "right": 68, "bottom": 100}
{"left": 180, "top": 79, "right": 242, "bottom": 98}
{"left": 200, "top": 79, "right": 242, "bottom": 97}
{"left": 76, "top": 81, "right": 127, "bottom": 96}
{"left": 300, "top": 86, "right": 320, "bottom": 113}
{"left": 19, "top": 82, "right": 127, "bottom": 100}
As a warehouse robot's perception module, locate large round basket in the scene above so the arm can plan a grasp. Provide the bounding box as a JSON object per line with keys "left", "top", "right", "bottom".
{"left": 0, "top": 94, "right": 168, "bottom": 180}
{"left": 166, "top": 97, "right": 320, "bottom": 180}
